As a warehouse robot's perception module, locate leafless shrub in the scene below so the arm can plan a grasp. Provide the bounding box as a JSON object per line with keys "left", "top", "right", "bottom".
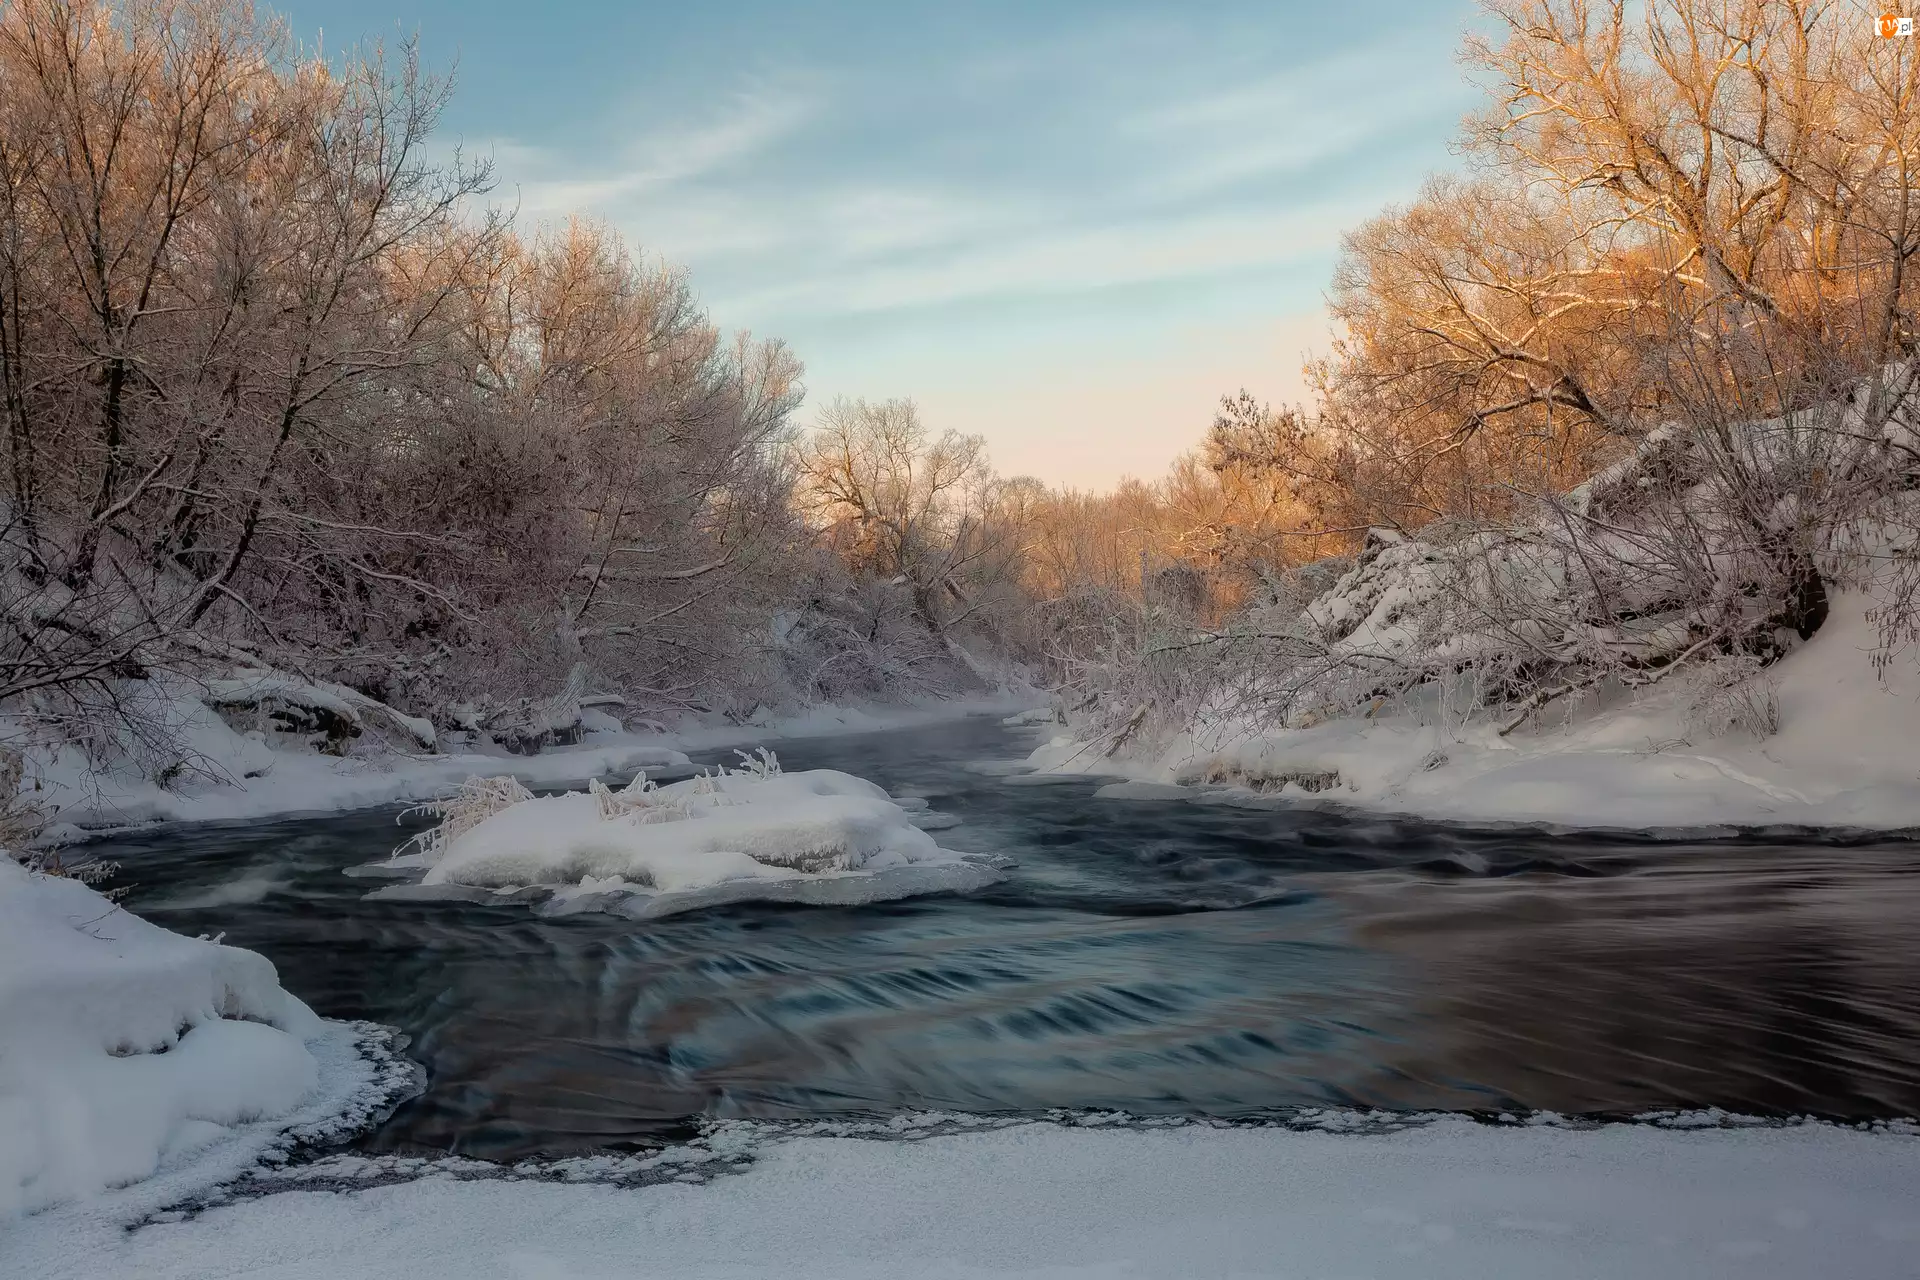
{"left": 393, "top": 775, "right": 533, "bottom": 863}
{"left": 1688, "top": 660, "right": 1782, "bottom": 741}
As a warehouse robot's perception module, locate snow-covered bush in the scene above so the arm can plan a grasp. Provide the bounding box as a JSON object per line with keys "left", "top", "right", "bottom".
{"left": 0, "top": 748, "right": 40, "bottom": 852}
{"left": 1058, "top": 364, "right": 1920, "bottom": 758}
{"left": 1687, "top": 661, "right": 1781, "bottom": 741}
{"left": 395, "top": 775, "right": 538, "bottom": 864}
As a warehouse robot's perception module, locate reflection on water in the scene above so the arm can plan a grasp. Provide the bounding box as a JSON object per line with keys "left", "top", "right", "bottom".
{"left": 1339, "top": 851, "right": 1920, "bottom": 1116}
{"left": 89, "top": 716, "right": 1920, "bottom": 1159}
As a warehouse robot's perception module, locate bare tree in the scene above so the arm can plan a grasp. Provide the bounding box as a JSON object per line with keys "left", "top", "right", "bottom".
{"left": 796, "top": 397, "right": 1017, "bottom": 633}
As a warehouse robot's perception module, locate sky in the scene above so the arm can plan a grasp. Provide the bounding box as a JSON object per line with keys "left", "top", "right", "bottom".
{"left": 282, "top": 0, "right": 1481, "bottom": 488}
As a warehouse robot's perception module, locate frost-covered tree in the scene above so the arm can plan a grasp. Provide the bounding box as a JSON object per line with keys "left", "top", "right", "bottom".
{"left": 0, "top": 0, "right": 832, "bottom": 776}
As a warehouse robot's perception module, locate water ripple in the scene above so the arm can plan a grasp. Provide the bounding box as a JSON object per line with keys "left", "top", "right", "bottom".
{"left": 91, "top": 716, "right": 1920, "bottom": 1159}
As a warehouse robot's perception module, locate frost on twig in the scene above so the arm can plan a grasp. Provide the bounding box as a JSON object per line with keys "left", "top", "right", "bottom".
{"left": 394, "top": 776, "right": 534, "bottom": 863}
{"left": 588, "top": 776, "right": 692, "bottom": 825}
{"left": 731, "top": 747, "right": 782, "bottom": 779}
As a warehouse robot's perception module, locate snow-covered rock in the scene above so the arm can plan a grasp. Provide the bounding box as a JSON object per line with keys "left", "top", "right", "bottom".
{"left": 364, "top": 753, "right": 1004, "bottom": 917}
{"left": 0, "top": 857, "right": 326, "bottom": 1216}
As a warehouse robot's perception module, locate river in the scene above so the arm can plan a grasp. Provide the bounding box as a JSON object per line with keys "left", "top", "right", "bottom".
{"left": 87, "top": 715, "right": 1920, "bottom": 1160}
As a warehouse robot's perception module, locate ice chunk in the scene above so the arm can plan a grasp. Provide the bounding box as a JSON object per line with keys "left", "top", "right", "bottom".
{"left": 907, "top": 811, "right": 963, "bottom": 830}
{"left": 608, "top": 860, "right": 1003, "bottom": 918}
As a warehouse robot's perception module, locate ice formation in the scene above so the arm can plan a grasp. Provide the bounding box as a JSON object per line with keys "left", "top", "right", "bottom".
{"left": 366, "top": 751, "right": 1003, "bottom": 917}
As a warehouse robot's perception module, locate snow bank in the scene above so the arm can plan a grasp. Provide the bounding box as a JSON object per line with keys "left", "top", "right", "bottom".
{"left": 363, "top": 753, "right": 1005, "bottom": 917}
{"left": 0, "top": 857, "right": 329, "bottom": 1217}
{"left": 1033, "top": 591, "right": 1920, "bottom": 833}
{"left": 17, "top": 703, "right": 695, "bottom": 838}
{"left": 14, "top": 693, "right": 1036, "bottom": 840}
{"left": 17, "top": 1115, "right": 1920, "bottom": 1278}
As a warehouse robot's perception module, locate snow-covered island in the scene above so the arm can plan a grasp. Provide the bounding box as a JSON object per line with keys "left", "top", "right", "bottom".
{"left": 355, "top": 750, "right": 1004, "bottom": 918}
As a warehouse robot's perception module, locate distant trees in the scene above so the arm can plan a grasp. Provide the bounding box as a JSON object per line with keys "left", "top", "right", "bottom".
{"left": 795, "top": 398, "right": 1019, "bottom": 634}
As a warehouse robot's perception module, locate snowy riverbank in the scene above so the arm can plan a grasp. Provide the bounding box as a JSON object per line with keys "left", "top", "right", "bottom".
{"left": 13, "top": 1110, "right": 1920, "bottom": 1279}
{"left": 21, "top": 696, "right": 1036, "bottom": 841}
{"left": 0, "top": 858, "right": 414, "bottom": 1220}
{"left": 1029, "top": 593, "right": 1920, "bottom": 835}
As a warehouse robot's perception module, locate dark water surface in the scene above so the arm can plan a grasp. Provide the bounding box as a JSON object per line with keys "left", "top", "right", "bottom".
{"left": 90, "top": 717, "right": 1920, "bottom": 1159}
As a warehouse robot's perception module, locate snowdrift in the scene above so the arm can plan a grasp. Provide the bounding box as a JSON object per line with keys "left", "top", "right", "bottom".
{"left": 14, "top": 1115, "right": 1920, "bottom": 1279}
{"left": 359, "top": 752, "right": 1003, "bottom": 918}
{"left": 0, "top": 857, "right": 327, "bottom": 1216}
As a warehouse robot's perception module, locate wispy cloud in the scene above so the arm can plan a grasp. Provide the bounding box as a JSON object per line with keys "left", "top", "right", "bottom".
{"left": 1120, "top": 41, "right": 1465, "bottom": 199}
{"left": 718, "top": 199, "right": 1372, "bottom": 318}
{"left": 494, "top": 78, "right": 823, "bottom": 221}
{"left": 448, "top": 1, "right": 1475, "bottom": 482}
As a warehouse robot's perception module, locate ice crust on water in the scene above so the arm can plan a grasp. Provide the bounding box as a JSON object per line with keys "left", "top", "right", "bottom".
{"left": 905, "top": 810, "right": 964, "bottom": 830}
{"left": 538, "top": 861, "right": 1002, "bottom": 919}
{"left": 360, "top": 755, "right": 1003, "bottom": 917}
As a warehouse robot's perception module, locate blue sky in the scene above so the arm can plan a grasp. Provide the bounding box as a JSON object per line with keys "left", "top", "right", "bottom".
{"left": 284, "top": 0, "right": 1480, "bottom": 487}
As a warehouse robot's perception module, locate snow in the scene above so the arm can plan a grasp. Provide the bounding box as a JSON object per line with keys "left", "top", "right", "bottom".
{"left": 201, "top": 669, "right": 439, "bottom": 752}
{"left": 356, "top": 757, "right": 1006, "bottom": 918}
{"left": 15, "top": 694, "right": 1037, "bottom": 840}
{"left": 0, "top": 858, "right": 334, "bottom": 1217}
{"left": 1034, "top": 591, "right": 1920, "bottom": 833}
{"left": 19, "top": 711, "right": 695, "bottom": 839}
{"left": 11, "top": 1114, "right": 1919, "bottom": 1278}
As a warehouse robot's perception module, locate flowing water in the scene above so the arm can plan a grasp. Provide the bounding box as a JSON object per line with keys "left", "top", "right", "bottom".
{"left": 90, "top": 716, "right": 1920, "bottom": 1159}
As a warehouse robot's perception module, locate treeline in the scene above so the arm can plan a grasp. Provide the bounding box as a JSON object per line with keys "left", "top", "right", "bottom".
{"left": 1070, "top": 0, "right": 1919, "bottom": 599}
{"left": 0, "top": 0, "right": 1022, "bottom": 774}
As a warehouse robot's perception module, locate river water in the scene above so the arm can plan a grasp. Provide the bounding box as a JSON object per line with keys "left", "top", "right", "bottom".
{"left": 89, "top": 716, "right": 1920, "bottom": 1159}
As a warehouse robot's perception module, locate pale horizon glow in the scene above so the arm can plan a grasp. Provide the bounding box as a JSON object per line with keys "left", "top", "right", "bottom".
{"left": 289, "top": 0, "right": 1477, "bottom": 487}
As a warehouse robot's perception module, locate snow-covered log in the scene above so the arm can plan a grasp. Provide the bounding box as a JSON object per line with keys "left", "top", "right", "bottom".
{"left": 201, "top": 670, "right": 436, "bottom": 755}
{"left": 463, "top": 662, "right": 620, "bottom": 755}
